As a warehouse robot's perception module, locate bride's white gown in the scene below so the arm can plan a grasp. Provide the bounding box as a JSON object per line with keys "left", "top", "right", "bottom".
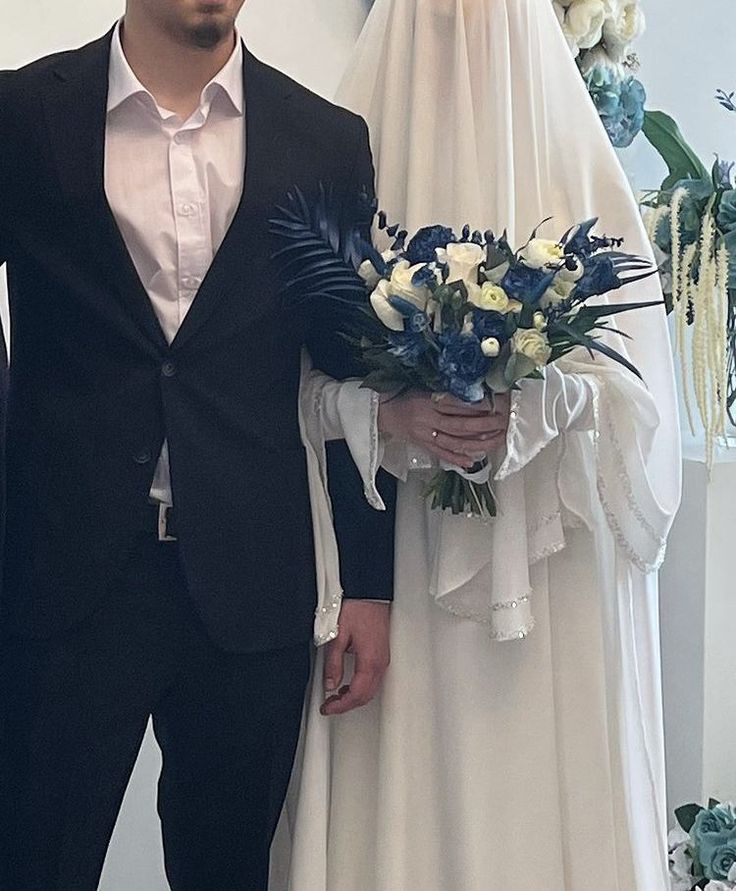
{"left": 271, "top": 1, "right": 681, "bottom": 889}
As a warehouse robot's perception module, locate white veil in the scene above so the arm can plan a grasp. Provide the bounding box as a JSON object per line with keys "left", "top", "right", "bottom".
{"left": 336, "top": 0, "right": 681, "bottom": 637}
{"left": 329, "top": 1, "right": 681, "bottom": 884}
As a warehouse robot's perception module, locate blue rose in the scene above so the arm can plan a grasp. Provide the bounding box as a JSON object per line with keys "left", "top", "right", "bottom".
{"left": 717, "top": 189, "right": 736, "bottom": 234}
{"left": 703, "top": 844, "right": 736, "bottom": 881}
{"left": 472, "top": 310, "right": 508, "bottom": 343}
{"left": 501, "top": 264, "right": 557, "bottom": 305}
{"left": 437, "top": 332, "right": 491, "bottom": 403}
{"left": 405, "top": 225, "right": 457, "bottom": 265}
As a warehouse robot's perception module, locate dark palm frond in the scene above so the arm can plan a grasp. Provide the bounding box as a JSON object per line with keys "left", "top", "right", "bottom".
{"left": 269, "top": 184, "right": 374, "bottom": 308}
{"left": 548, "top": 320, "right": 643, "bottom": 379}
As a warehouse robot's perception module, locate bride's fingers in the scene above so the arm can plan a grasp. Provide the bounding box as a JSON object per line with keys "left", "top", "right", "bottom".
{"left": 433, "top": 395, "right": 491, "bottom": 416}
{"left": 433, "top": 414, "right": 507, "bottom": 437}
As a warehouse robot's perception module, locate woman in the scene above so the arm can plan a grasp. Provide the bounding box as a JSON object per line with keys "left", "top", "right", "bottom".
{"left": 272, "top": 0, "right": 681, "bottom": 888}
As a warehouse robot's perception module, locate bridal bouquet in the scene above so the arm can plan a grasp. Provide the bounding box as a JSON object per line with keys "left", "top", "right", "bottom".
{"left": 271, "top": 190, "right": 657, "bottom": 517}
{"left": 669, "top": 799, "right": 736, "bottom": 890}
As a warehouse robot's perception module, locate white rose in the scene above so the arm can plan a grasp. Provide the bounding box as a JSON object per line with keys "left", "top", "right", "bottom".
{"left": 469, "top": 282, "right": 511, "bottom": 313}
{"left": 557, "top": 258, "right": 584, "bottom": 283}
{"left": 389, "top": 260, "right": 430, "bottom": 309}
{"left": 358, "top": 249, "right": 400, "bottom": 289}
{"left": 358, "top": 259, "right": 381, "bottom": 289}
{"left": 370, "top": 279, "right": 404, "bottom": 332}
{"left": 481, "top": 337, "right": 501, "bottom": 358}
{"left": 519, "top": 237, "right": 565, "bottom": 269}
{"left": 704, "top": 882, "right": 733, "bottom": 891}
{"left": 512, "top": 328, "right": 552, "bottom": 367}
{"left": 729, "top": 862, "right": 736, "bottom": 883}
{"left": 565, "top": 0, "right": 607, "bottom": 50}
{"left": 603, "top": 2, "right": 645, "bottom": 61}
{"left": 443, "top": 242, "right": 486, "bottom": 288}
{"left": 540, "top": 276, "right": 576, "bottom": 309}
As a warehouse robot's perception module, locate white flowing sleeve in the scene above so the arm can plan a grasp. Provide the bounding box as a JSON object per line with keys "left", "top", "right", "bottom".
{"left": 495, "top": 356, "right": 670, "bottom": 574}
{"left": 298, "top": 350, "right": 388, "bottom": 645}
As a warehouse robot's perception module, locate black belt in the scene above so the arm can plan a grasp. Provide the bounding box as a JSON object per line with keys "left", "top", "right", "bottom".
{"left": 145, "top": 502, "right": 178, "bottom": 542}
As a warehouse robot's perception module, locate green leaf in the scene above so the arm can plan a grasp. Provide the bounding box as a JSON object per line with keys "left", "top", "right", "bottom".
{"left": 504, "top": 352, "right": 538, "bottom": 385}
{"left": 724, "top": 230, "right": 736, "bottom": 289}
{"left": 361, "top": 370, "right": 411, "bottom": 394}
{"left": 708, "top": 798, "right": 721, "bottom": 809}
{"left": 675, "top": 803, "right": 704, "bottom": 834}
{"left": 642, "top": 111, "right": 709, "bottom": 191}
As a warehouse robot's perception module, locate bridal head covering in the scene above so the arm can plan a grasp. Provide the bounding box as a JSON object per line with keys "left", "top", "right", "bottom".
{"left": 336, "top": 0, "right": 681, "bottom": 639}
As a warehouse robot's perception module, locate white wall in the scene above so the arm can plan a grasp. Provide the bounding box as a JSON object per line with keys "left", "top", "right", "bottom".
{"left": 2, "top": 0, "right": 734, "bottom": 886}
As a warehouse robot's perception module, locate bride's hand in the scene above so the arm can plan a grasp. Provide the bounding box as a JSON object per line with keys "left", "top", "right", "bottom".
{"left": 378, "top": 390, "right": 510, "bottom": 468}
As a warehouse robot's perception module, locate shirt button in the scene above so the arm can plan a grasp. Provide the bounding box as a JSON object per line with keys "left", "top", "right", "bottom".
{"left": 181, "top": 275, "right": 201, "bottom": 290}
{"left": 161, "top": 361, "right": 177, "bottom": 378}
{"left": 133, "top": 449, "right": 151, "bottom": 465}
{"left": 178, "top": 203, "right": 196, "bottom": 217}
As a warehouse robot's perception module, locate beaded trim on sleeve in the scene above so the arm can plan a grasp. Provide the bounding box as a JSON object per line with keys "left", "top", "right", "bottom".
{"left": 591, "top": 384, "right": 668, "bottom": 573}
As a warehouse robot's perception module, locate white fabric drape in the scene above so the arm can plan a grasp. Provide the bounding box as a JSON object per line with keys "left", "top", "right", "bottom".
{"left": 272, "top": 0, "right": 682, "bottom": 888}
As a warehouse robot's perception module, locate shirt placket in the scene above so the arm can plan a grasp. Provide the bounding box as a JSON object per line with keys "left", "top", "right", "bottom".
{"left": 166, "top": 115, "right": 214, "bottom": 344}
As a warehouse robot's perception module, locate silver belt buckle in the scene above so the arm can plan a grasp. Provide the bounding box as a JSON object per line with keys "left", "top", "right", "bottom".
{"left": 157, "top": 503, "right": 177, "bottom": 542}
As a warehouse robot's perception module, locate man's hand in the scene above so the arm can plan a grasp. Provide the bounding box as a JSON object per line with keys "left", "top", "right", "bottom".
{"left": 321, "top": 601, "right": 391, "bottom": 717}
{"left": 378, "top": 391, "right": 510, "bottom": 467}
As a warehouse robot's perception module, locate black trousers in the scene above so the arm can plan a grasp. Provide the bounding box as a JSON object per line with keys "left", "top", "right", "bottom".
{"left": 0, "top": 534, "right": 311, "bottom": 890}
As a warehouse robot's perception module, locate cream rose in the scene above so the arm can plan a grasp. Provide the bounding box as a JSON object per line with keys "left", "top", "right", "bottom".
{"left": 370, "top": 279, "right": 404, "bottom": 331}
{"left": 512, "top": 328, "right": 552, "bottom": 367}
{"left": 519, "top": 237, "right": 565, "bottom": 269}
{"left": 602, "top": 2, "right": 645, "bottom": 62}
{"left": 468, "top": 282, "right": 511, "bottom": 313}
{"left": 389, "top": 260, "right": 430, "bottom": 309}
{"left": 442, "top": 242, "right": 486, "bottom": 288}
{"left": 358, "top": 249, "right": 399, "bottom": 289}
{"left": 564, "top": 0, "right": 607, "bottom": 50}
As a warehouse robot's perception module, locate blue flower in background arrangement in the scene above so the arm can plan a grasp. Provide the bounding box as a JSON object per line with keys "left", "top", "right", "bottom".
{"left": 437, "top": 332, "right": 490, "bottom": 403}
{"left": 586, "top": 67, "right": 647, "bottom": 149}
{"left": 717, "top": 189, "right": 736, "bottom": 234}
{"left": 405, "top": 225, "right": 457, "bottom": 265}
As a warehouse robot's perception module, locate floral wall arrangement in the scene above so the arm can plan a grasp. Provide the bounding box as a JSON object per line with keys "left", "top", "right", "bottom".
{"left": 553, "top": 0, "right": 647, "bottom": 147}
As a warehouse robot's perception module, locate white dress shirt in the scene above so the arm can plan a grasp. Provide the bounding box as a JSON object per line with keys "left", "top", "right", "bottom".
{"left": 104, "top": 20, "right": 245, "bottom": 505}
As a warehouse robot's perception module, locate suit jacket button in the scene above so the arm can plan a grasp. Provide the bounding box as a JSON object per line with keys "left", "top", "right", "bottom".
{"left": 133, "top": 450, "right": 152, "bottom": 465}
{"left": 161, "top": 361, "right": 176, "bottom": 378}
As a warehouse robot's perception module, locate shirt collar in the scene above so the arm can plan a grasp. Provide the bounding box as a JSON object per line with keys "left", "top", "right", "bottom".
{"left": 107, "top": 19, "right": 244, "bottom": 118}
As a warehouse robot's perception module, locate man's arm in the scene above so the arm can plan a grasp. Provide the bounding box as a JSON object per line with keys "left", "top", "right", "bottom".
{"left": 306, "top": 114, "right": 397, "bottom": 603}
{"left": 305, "top": 115, "right": 396, "bottom": 716}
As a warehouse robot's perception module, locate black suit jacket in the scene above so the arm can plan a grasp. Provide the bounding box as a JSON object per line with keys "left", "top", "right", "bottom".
{"left": 0, "top": 31, "right": 396, "bottom": 651}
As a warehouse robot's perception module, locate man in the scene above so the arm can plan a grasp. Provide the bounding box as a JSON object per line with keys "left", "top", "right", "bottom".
{"left": 0, "top": 1, "right": 397, "bottom": 887}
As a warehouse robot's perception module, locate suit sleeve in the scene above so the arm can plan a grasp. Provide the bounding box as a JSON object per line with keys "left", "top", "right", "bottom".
{"left": 307, "top": 116, "right": 397, "bottom": 602}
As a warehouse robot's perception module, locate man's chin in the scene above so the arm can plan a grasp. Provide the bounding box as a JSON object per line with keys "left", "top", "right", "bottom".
{"left": 179, "top": 12, "right": 234, "bottom": 49}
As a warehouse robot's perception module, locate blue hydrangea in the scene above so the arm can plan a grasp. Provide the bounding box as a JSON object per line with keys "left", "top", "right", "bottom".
{"left": 405, "top": 225, "right": 457, "bottom": 265}
{"left": 437, "top": 333, "right": 490, "bottom": 403}
{"left": 585, "top": 68, "right": 647, "bottom": 148}
{"left": 472, "top": 310, "right": 508, "bottom": 343}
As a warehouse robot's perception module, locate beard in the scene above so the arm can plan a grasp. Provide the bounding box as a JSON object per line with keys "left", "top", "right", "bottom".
{"left": 186, "top": 18, "right": 232, "bottom": 49}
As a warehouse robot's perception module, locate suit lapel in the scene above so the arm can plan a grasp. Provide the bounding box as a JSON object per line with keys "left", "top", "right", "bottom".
{"left": 42, "top": 30, "right": 170, "bottom": 353}
{"left": 170, "top": 49, "right": 295, "bottom": 352}
{"left": 42, "top": 35, "right": 294, "bottom": 355}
